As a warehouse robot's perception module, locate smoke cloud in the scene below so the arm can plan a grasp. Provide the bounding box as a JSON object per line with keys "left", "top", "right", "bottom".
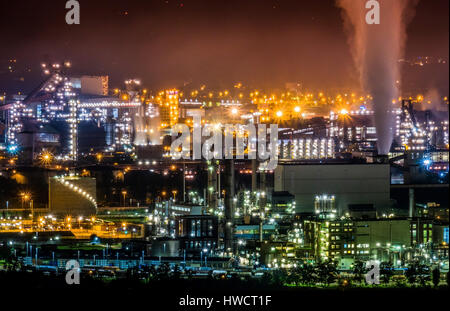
{"left": 337, "top": 0, "right": 417, "bottom": 154}
{"left": 422, "top": 88, "right": 446, "bottom": 112}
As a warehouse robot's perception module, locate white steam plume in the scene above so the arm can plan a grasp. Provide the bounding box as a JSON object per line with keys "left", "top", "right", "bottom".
{"left": 337, "top": 0, "right": 418, "bottom": 154}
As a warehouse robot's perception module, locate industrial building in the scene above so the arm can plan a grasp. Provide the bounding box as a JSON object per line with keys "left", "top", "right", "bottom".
{"left": 274, "top": 163, "right": 391, "bottom": 215}
{"left": 325, "top": 218, "right": 449, "bottom": 265}
{"left": 175, "top": 215, "right": 219, "bottom": 256}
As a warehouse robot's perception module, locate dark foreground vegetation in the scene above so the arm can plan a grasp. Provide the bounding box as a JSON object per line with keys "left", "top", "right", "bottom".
{"left": 0, "top": 270, "right": 447, "bottom": 310}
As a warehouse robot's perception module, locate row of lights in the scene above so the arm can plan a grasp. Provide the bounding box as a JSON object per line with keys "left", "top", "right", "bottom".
{"left": 56, "top": 177, "right": 97, "bottom": 207}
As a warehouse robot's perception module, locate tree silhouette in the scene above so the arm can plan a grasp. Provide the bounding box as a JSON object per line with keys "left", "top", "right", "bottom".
{"left": 352, "top": 260, "right": 366, "bottom": 284}
{"left": 316, "top": 260, "right": 337, "bottom": 286}
{"left": 0, "top": 244, "right": 17, "bottom": 271}
{"left": 171, "top": 264, "right": 181, "bottom": 280}
{"left": 297, "top": 263, "right": 317, "bottom": 285}
{"left": 286, "top": 267, "right": 298, "bottom": 285}
{"left": 416, "top": 264, "right": 430, "bottom": 287}
{"left": 156, "top": 263, "right": 171, "bottom": 281}
{"left": 185, "top": 269, "right": 194, "bottom": 280}
{"left": 380, "top": 262, "right": 394, "bottom": 284}
{"left": 405, "top": 264, "right": 418, "bottom": 286}
{"left": 432, "top": 267, "right": 440, "bottom": 287}
{"left": 271, "top": 269, "right": 288, "bottom": 286}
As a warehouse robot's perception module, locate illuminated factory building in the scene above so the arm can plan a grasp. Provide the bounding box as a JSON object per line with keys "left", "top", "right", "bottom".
{"left": 0, "top": 63, "right": 448, "bottom": 175}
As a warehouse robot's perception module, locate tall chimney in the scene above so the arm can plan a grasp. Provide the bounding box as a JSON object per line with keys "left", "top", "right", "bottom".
{"left": 409, "top": 188, "right": 415, "bottom": 218}
{"left": 224, "top": 159, "right": 235, "bottom": 253}
{"left": 251, "top": 159, "right": 258, "bottom": 193}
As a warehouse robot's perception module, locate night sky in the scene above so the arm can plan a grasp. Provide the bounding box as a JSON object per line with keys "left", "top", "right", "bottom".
{"left": 0, "top": 0, "right": 448, "bottom": 93}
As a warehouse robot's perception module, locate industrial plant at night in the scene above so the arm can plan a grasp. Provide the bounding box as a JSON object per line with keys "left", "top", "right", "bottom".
{"left": 0, "top": 0, "right": 448, "bottom": 308}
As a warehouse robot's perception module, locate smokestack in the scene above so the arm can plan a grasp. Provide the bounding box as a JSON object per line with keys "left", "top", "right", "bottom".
{"left": 409, "top": 188, "right": 415, "bottom": 218}
{"left": 251, "top": 159, "right": 258, "bottom": 193}
{"left": 207, "top": 161, "right": 218, "bottom": 213}
{"left": 224, "top": 159, "right": 235, "bottom": 253}
{"left": 259, "top": 168, "right": 267, "bottom": 243}
{"left": 337, "top": 0, "right": 417, "bottom": 155}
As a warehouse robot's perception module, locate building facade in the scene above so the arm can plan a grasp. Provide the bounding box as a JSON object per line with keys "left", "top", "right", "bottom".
{"left": 274, "top": 164, "right": 391, "bottom": 214}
